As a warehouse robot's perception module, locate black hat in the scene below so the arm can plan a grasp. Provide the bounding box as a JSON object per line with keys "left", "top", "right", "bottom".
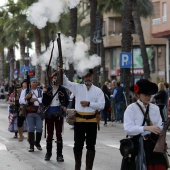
{"left": 21, "top": 79, "right": 27, "bottom": 87}
{"left": 130, "top": 79, "right": 158, "bottom": 95}
{"left": 84, "top": 69, "right": 93, "bottom": 77}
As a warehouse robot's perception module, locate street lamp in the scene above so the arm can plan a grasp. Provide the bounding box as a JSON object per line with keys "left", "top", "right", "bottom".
{"left": 93, "top": 10, "right": 102, "bottom": 87}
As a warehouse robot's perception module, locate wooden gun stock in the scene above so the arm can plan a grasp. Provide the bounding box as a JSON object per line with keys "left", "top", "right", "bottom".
{"left": 56, "top": 33, "right": 63, "bottom": 85}
{"left": 153, "top": 118, "right": 170, "bottom": 153}
{"left": 26, "top": 71, "right": 30, "bottom": 95}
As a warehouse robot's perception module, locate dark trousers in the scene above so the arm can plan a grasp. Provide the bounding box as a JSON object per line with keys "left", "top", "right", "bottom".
{"left": 46, "top": 116, "right": 63, "bottom": 142}
{"left": 17, "top": 116, "right": 25, "bottom": 127}
{"left": 101, "top": 108, "right": 108, "bottom": 124}
{"left": 74, "top": 122, "right": 97, "bottom": 151}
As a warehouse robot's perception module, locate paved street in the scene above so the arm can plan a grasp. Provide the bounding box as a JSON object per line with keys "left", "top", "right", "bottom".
{"left": 0, "top": 101, "right": 126, "bottom": 170}
{"left": 0, "top": 101, "right": 170, "bottom": 170}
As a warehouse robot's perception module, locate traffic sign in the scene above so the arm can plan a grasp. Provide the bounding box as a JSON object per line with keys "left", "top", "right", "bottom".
{"left": 28, "top": 71, "right": 35, "bottom": 76}
{"left": 20, "top": 66, "right": 30, "bottom": 75}
{"left": 120, "top": 52, "right": 132, "bottom": 68}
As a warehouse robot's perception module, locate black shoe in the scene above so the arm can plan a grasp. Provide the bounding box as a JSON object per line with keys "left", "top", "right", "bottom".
{"left": 28, "top": 146, "right": 34, "bottom": 152}
{"left": 35, "top": 143, "right": 42, "bottom": 151}
{"left": 45, "top": 153, "right": 51, "bottom": 161}
{"left": 57, "top": 155, "right": 64, "bottom": 162}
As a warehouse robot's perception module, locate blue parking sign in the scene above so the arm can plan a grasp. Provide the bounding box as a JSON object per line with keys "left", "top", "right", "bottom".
{"left": 120, "top": 52, "right": 132, "bottom": 68}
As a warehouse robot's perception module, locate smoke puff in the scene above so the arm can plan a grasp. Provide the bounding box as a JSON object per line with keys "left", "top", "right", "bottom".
{"left": 27, "top": 0, "right": 67, "bottom": 29}
{"left": 30, "top": 34, "right": 101, "bottom": 76}
{"left": 27, "top": 0, "right": 80, "bottom": 29}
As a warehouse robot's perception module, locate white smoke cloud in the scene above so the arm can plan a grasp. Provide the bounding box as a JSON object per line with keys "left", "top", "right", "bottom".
{"left": 27, "top": 0, "right": 80, "bottom": 29}
{"left": 30, "top": 34, "right": 101, "bottom": 76}
{"left": 67, "top": 0, "right": 80, "bottom": 9}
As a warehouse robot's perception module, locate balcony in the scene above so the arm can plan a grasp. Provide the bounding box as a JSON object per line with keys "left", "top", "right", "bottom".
{"left": 162, "top": 16, "right": 167, "bottom": 23}
{"left": 152, "top": 18, "right": 161, "bottom": 26}
{"left": 152, "top": 16, "right": 170, "bottom": 38}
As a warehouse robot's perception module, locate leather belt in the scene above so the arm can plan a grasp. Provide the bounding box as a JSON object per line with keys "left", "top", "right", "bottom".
{"left": 76, "top": 113, "right": 96, "bottom": 119}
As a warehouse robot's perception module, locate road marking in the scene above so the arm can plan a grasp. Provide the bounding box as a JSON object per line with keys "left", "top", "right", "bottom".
{"left": 0, "top": 142, "right": 7, "bottom": 150}
{"left": 65, "top": 143, "right": 120, "bottom": 149}
{"left": 106, "top": 144, "right": 120, "bottom": 149}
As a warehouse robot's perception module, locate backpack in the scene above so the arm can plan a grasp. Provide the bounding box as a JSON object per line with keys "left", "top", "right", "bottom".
{"left": 104, "top": 94, "right": 111, "bottom": 108}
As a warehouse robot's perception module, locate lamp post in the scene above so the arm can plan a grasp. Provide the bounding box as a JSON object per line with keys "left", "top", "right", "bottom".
{"left": 93, "top": 10, "right": 102, "bottom": 87}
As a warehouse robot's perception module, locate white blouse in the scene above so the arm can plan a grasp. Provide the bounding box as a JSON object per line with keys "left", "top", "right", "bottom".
{"left": 124, "top": 99, "right": 163, "bottom": 136}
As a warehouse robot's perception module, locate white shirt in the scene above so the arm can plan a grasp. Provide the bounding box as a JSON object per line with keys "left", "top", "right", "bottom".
{"left": 19, "top": 89, "right": 42, "bottom": 106}
{"left": 124, "top": 99, "right": 163, "bottom": 136}
{"left": 50, "top": 88, "right": 60, "bottom": 106}
{"left": 63, "top": 75, "right": 105, "bottom": 112}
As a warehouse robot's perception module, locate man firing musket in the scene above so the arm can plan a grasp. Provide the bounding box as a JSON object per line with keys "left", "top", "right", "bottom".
{"left": 42, "top": 33, "right": 69, "bottom": 162}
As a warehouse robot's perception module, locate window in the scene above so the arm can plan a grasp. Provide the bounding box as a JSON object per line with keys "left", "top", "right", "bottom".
{"left": 108, "top": 17, "right": 122, "bottom": 35}
{"left": 162, "top": 2, "right": 167, "bottom": 23}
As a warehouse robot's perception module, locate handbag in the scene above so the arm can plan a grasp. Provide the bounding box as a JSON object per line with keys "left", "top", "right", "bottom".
{"left": 66, "top": 109, "right": 76, "bottom": 125}
{"left": 120, "top": 135, "right": 140, "bottom": 158}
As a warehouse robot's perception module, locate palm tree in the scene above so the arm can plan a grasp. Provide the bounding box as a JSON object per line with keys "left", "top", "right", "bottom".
{"left": 98, "top": 0, "right": 154, "bottom": 80}
{"left": 89, "top": 0, "right": 98, "bottom": 86}
{"left": 121, "top": 0, "right": 133, "bottom": 103}
{"left": 132, "top": 0, "right": 153, "bottom": 79}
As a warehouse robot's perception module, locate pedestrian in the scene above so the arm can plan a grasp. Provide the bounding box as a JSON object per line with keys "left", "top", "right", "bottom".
{"left": 111, "top": 82, "right": 124, "bottom": 123}
{"left": 63, "top": 69, "right": 105, "bottom": 170}
{"left": 17, "top": 79, "right": 27, "bottom": 142}
{"left": 19, "top": 78, "right": 43, "bottom": 152}
{"left": 0, "top": 84, "right": 5, "bottom": 100}
{"left": 110, "top": 80, "right": 117, "bottom": 121}
{"left": 101, "top": 84, "right": 111, "bottom": 126}
{"left": 8, "top": 82, "right": 20, "bottom": 138}
{"left": 153, "top": 82, "right": 166, "bottom": 122}
{"left": 42, "top": 73, "right": 69, "bottom": 162}
{"left": 122, "top": 79, "right": 168, "bottom": 170}
{"left": 164, "top": 82, "right": 169, "bottom": 113}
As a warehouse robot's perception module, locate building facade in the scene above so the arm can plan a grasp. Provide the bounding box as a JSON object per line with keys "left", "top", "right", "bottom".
{"left": 102, "top": 10, "right": 167, "bottom": 84}
{"left": 152, "top": 0, "right": 170, "bottom": 82}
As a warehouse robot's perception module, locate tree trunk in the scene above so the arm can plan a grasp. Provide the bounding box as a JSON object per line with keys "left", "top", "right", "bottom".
{"left": 132, "top": 0, "right": 150, "bottom": 79}
{"left": 100, "top": 15, "right": 105, "bottom": 86}
{"left": 19, "top": 35, "right": 26, "bottom": 81}
{"left": 89, "top": 0, "right": 97, "bottom": 86}
{"left": 34, "top": 26, "right": 41, "bottom": 83}
{"left": 69, "top": 7, "right": 77, "bottom": 81}
{"left": 121, "top": 0, "right": 133, "bottom": 105}
{"left": 0, "top": 49, "right": 4, "bottom": 83}
{"left": 8, "top": 46, "right": 15, "bottom": 86}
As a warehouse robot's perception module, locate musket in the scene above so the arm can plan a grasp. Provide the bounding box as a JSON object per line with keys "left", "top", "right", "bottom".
{"left": 56, "top": 32, "right": 63, "bottom": 85}
{"left": 44, "top": 31, "right": 55, "bottom": 138}
{"left": 153, "top": 117, "right": 170, "bottom": 153}
{"left": 26, "top": 71, "right": 30, "bottom": 95}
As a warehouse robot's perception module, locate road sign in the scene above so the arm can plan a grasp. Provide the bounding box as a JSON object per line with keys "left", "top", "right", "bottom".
{"left": 12, "top": 69, "right": 18, "bottom": 75}
{"left": 20, "top": 66, "right": 30, "bottom": 75}
{"left": 120, "top": 52, "right": 132, "bottom": 68}
{"left": 28, "top": 71, "right": 35, "bottom": 76}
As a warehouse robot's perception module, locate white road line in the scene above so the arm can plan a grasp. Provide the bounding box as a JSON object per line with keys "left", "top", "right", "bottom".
{"left": 0, "top": 142, "right": 7, "bottom": 150}
{"left": 65, "top": 143, "right": 120, "bottom": 149}
{"left": 107, "top": 144, "right": 120, "bottom": 149}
